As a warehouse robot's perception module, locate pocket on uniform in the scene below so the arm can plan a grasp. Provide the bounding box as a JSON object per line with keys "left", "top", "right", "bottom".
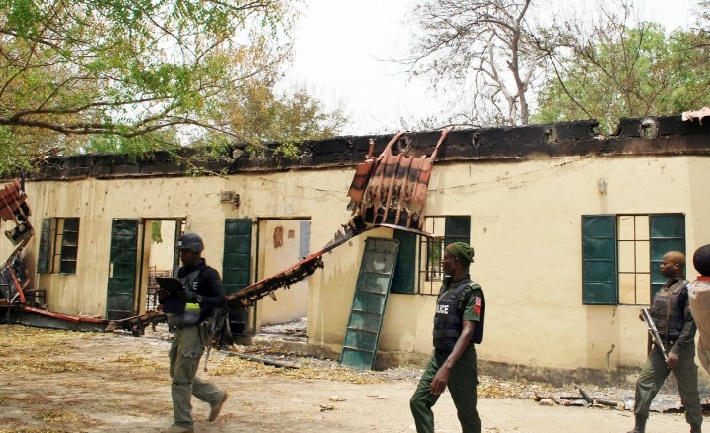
{"left": 174, "top": 348, "right": 204, "bottom": 383}
{"left": 182, "top": 348, "right": 202, "bottom": 361}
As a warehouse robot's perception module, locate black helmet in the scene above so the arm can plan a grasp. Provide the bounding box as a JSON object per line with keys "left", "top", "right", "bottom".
{"left": 176, "top": 233, "right": 204, "bottom": 253}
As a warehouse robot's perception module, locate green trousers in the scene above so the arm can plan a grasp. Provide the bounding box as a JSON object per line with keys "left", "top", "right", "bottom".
{"left": 410, "top": 345, "right": 481, "bottom": 433}
{"left": 169, "top": 324, "right": 224, "bottom": 429}
{"left": 633, "top": 343, "right": 703, "bottom": 427}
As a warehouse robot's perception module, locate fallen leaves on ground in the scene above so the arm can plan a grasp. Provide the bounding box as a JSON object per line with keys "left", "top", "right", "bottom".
{"left": 112, "top": 352, "right": 164, "bottom": 373}
{"left": 209, "top": 356, "right": 386, "bottom": 384}
{"left": 0, "top": 326, "right": 101, "bottom": 373}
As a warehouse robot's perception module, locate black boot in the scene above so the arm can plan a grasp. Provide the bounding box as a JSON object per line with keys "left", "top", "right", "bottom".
{"left": 626, "top": 415, "right": 646, "bottom": 433}
{"left": 690, "top": 424, "right": 702, "bottom": 433}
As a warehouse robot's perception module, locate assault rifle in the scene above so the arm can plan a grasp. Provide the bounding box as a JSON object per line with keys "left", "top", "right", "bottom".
{"left": 641, "top": 307, "right": 668, "bottom": 361}
{"left": 202, "top": 314, "right": 218, "bottom": 372}
{"left": 203, "top": 308, "right": 231, "bottom": 372}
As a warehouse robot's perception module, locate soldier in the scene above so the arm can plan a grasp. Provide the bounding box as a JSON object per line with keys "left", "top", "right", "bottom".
{"left": 410, "top": 241, "right": 485, "bottom": 433}
{"left": 626, "top": 251, "right": 702, "bottom": 433}
{"left": 159, "top": 233, "right": 229, "bottom": 433}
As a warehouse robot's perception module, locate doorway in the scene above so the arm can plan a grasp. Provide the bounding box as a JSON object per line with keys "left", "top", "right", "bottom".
{"left": 106, "top": 218, "right": 184, "bottom": 319}
{"left": 254, "top": 218, "right": 311, "bottom": 334}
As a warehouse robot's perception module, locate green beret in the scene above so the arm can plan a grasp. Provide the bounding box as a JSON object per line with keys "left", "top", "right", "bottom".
{"left": 446, "top": 242, "right": 474, "bottom": 266}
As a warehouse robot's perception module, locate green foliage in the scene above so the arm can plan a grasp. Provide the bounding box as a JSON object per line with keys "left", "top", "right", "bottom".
{"left": 0, "top": 0, "right": 347, "bottom": 176}
{"left": 205, "top": 80, "right": 347, "bottom": 159}
{"left": 0, "top": 126, "right": 33, "bottom": 175}
{"left": 533, "top": 21, "right": 710, "bottom": 134}
{"left": 151, "top": 220, "right": 163, "bottom": 244}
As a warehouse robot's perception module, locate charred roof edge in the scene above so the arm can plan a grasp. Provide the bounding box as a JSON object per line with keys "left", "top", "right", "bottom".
{"left": 20, "top": 116, "right": 710, "bottom": 181}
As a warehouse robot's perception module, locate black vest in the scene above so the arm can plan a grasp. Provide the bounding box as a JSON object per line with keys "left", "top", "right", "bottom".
{"left": 651, "top": 277, "right": 689, "bottom": 344}
{"left": 177, "top": 269, "right": 201, "bottom": 293}
{"left": 433, "top": 278, "right": 485, "bottom": 351}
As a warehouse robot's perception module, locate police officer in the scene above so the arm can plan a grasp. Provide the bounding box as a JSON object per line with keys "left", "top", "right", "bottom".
{"left": 159, "top": 233, "right": 229, "bottom": 433}
{"left": 626, "top": 251, "right": 702, "bottom": 433}
{"left": 410, "top": 241, "right": 484, "bottom": 433}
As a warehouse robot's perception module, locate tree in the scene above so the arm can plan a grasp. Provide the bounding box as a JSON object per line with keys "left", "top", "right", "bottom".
{"left": 533, "top": 2, "right": 710, "bottom": 134}
{"left": 202, "top": 80, "right": 347, "bottom": 158}
{"left": 0, "top": 0, "right": 346, "bottom": 176}
{"left": 403, "top": 0, "right": 548, "bottom": 127}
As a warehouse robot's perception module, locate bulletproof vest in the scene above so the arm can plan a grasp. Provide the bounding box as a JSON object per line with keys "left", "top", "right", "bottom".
{"left": 177, "top": 269, "right": 202, "bottom": 325}
{"left": 177, "top": 269, "right": 201, "bottom": 293}
{"left": 651, "top": 278, "right": 689, "bottom": 343}
{"left": 432, "top": 279, "right": 485, "bottom": 351}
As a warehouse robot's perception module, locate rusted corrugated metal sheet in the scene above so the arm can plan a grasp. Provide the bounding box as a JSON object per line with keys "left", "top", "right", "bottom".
{"left": 226, "top": 224, "right": 377, "bottom": 308}
{"left": 0, "top": 179, "right": 29, "bottom": 222}
{"left": 227, "top": 254, "right": 324, "bottom": 308}
{"left": 226, "top": 127, "right": 451, "bottom": 307}
{"left": 347, "top": 128, "right": 451, "bottom": 230}
{"left": 0, "top": 179, "right": 34, "bottom": 245}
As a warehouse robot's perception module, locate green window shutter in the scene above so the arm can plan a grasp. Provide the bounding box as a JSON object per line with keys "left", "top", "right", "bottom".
{"left": 37, "top": 219, "right": 51, "bottom": 273}
{"left": 649, "top": 214, "right": 685, "bottom": 298}
{"left": 391, "top": 230, "right": 415, "bottom": 294}
{"left": 223, "top": 219, "right": 252, "bottom": 295}
{"left": 444, "top": 216, "right": 471, "bottom": 247}
{"left": 582, "top": 215, "right": 617, "bottom": 305}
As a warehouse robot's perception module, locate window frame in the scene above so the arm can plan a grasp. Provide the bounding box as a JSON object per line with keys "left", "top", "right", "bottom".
{"left": 391, "top": 215, "right": 471, "bottom": 296}
{"left": 581, "top": 213, "right": 685, "bottom": 305}
{"left": 37, "top": 217, "right": 80, "bottom": 275}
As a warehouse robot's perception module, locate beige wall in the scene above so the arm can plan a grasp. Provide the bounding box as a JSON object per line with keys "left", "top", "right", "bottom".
{"left": 9, "top": 172, "right": 348, "bottom": 324}
{"left": 7, "top": 154, "right": 710, "bottom": 371}
{"left": 307, "top": 156, "right": 710, "bottom": 370}
{"left": 255, "top": 219, "right": 309, "bottom": 326}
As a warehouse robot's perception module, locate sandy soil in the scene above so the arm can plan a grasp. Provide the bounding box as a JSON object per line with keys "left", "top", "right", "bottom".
{"left": 0, "top": 325, "right": 698, "bottom": 433}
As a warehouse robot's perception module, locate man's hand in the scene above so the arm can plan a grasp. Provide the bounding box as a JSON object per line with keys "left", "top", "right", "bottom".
{"left": 430, "top": 367, "right": 450, "bottom": 395}
{"left": 178, "top": 290, "right": 202, "bottom": 304}
{"left": 666, "top": 351, "right": 679, "bottom": 369}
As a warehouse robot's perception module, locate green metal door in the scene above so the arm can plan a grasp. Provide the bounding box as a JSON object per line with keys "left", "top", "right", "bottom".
{"left": 107, "top": 219, "right": 138, "bottom": 320}
{"left": 223, "top": 219, "right": 252, "bottom": 294}
{"left": 340, "top": 237, "right": 400, "bottom": 370}
{"left": 223, "top": 219, "right": 252, "bottom": 335}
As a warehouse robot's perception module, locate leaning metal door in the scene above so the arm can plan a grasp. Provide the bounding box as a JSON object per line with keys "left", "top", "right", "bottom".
{"left": 339, "top": 237, "right": 399, "bottom": 370}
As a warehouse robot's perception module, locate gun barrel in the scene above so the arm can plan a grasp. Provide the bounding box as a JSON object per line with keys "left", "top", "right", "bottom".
{"left": 641, "top": 307, "right": 669, "bottom": 361}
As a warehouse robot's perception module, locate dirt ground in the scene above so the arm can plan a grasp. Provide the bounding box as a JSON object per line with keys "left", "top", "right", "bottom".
{"left": 0, "top": 324, "right": 701, "bottom": 433}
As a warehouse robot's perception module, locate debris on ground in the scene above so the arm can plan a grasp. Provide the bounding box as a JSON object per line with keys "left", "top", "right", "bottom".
{"left": 531, "top": 383, "right": 709, "bottom": 415}
{"left": 1, "top": 323, "right": 702, "bottom": 417}
{"left": 261, "top": 316, "right": 307, "bottom": 339}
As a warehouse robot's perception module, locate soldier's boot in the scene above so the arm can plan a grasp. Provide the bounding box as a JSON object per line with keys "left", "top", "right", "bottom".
{"left": 208, "top": 392, "right": 229, "bottom": 422}
{"left": 626, "top": 415, "right": 646, "bottom": 433}
{"left": 690, "top": 424, "right": 702, "bottom": 433}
